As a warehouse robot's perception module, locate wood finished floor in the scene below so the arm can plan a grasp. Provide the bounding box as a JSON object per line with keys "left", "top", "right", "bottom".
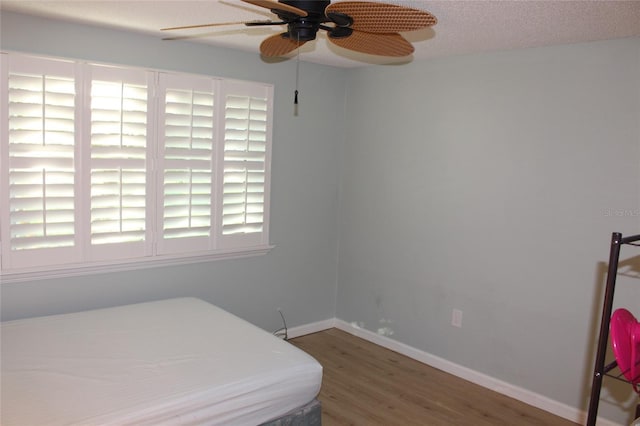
{"left": 290, "top": 328, "right": 579, "bottom": 426}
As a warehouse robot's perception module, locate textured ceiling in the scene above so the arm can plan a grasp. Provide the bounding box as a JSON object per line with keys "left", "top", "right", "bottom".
{"left": 2, "top": 0, "right": 640, "bottom": 68}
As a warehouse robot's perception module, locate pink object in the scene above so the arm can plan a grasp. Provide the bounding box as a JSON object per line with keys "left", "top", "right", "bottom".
{"left": 610, "top": 308, "right": 640, "bottom": 387}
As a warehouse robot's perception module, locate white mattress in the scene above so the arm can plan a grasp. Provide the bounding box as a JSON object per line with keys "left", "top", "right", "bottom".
{"left": 1, "top": 298, "right": 322, "bottom": 426}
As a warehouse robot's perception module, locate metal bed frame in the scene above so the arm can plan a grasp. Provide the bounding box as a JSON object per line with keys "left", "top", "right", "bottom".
{"left": 587, "top": 232, "right": 640, "bottom": 425}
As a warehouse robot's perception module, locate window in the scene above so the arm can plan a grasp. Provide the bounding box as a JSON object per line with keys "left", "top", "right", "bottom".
{"left": 1, "top": 53, "right": 273, "bottom": 280}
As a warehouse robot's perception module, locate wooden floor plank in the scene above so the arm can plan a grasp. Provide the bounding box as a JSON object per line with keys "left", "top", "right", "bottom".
{"left": 290, "top": 328, "right": 579, "bottom": 426}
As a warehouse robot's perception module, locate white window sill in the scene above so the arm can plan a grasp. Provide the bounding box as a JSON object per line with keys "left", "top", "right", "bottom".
{"left": 0, "top": 245, "right": 274, "bottom": 284}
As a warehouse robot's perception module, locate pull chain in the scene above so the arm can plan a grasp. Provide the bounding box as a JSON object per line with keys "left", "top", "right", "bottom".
{"left": 294, "top": 32, "right": 300, "bottom": 113}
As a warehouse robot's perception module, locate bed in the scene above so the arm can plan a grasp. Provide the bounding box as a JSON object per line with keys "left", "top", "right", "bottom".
{"left": 1, "top": 297, "right": 322, "bottom": 425}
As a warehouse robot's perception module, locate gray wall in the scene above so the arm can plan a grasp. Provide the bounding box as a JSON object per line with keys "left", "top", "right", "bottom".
{"left": 337, "top": 37, "right": 640, "bottom": 424}
{"left": 0, "top": 12, "right": 345, "bottom": 333}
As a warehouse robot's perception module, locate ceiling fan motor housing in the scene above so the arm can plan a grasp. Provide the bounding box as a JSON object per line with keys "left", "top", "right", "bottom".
{"left": 286, "top": 20, "right": 319, "bottom": 41}
{"left": 279, "top": 0, "right": 331, "bottom": 41}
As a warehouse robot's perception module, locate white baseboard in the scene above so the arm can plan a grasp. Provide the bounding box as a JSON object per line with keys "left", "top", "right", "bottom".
{"left": 288, "top": 317, "right": 621, "bottom": 426}
{"left": 286, "top": 318, "right": 336, "bottom": 339}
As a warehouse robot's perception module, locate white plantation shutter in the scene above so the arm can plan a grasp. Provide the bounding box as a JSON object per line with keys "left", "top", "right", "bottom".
{"left": 86, "top": 65, "right": 152, "bottom": 260}
{"left": 0, "top": 54, "right": 81, "bottom": 269}
{"left": 219, "top": 80, "right": 272, "bottom": 248}
{"left": 156, "top": 73, "right": 217, "bottom": 255}
{"left": 1, "top": 53, "right": 273, "bottom": 278}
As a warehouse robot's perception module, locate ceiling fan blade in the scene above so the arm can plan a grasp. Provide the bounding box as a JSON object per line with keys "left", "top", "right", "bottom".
{"left": 260, "top": 33, "right": 306, "bottom": 57}
{"left": 328, "top": 31, "right": 414, "bottom": 57}
{"left": 242, "top": 0, "right": 308, "bottom": 17}
{"left": 325, "top": 1, "right": 436, "bottom": 33}
{"left": 161, "top": 20, "right": 276, "bottom": 31}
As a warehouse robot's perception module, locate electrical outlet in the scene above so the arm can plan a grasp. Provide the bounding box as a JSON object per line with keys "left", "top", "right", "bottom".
{"left": 452, "top": 309, "right": 463, "bottom": 328}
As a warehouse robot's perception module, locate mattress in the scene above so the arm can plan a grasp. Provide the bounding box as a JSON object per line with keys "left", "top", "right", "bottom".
{"left": 1, "top": 298, "right": 322, "bottom": 425}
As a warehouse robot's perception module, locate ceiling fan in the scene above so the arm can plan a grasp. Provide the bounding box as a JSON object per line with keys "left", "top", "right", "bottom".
{"left": 162, "top": 0, "right": 437, "bottom": 58}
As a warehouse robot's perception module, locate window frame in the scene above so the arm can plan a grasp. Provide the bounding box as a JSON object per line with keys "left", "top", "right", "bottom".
{"left": 0, "top": 52, "right": 274, "bottom": 283}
